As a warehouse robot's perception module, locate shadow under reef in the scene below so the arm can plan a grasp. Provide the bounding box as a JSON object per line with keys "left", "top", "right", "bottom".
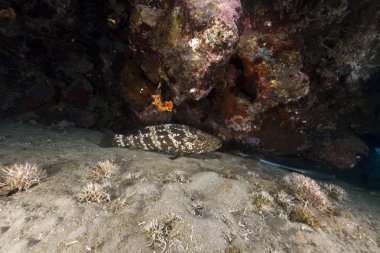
{"left": 224, "top": 147, "right": 380, "bottom": 191}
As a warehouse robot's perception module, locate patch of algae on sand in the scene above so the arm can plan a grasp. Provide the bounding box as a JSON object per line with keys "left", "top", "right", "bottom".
{"left": 143, "top": 214, "right": 181, "bottom": 252}
{"left": 289, "top": 205, "right": 320, "bottom": 229}
{"left": 226, "top": 245, "right": 243, "bottom": 253}
{"left": 249, "top": 190, "right": 275, "bottom": 215}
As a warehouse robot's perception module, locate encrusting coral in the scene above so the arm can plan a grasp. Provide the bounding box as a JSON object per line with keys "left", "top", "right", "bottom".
{"left": 0, "top": 162, "right": 47, "bottom": 196}
{"left": 86, "top": 160, "right": 120, "bottom": 183}
{"left": 76, "top": 182, "right": 111, "bottom": 203}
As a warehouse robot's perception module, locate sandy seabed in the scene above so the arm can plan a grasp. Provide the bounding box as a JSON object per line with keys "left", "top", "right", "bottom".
{"left": 0, "top": 120, "right": 379, "bottom": 253}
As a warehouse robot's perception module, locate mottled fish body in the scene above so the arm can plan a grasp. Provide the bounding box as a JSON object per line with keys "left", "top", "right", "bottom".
{"left": 101, "top": 124, "right": 221, "bottom": 155}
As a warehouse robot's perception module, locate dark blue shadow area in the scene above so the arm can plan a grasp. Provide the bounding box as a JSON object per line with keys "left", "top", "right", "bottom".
{"left": 338, "top": 148, "right": 380, "bottom": 190}
{"left": 229, "top": 146, "right": 380, "bottom": 190}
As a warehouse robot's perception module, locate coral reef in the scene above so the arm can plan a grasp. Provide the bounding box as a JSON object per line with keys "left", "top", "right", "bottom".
{"left": 0, "top": 163, "right": 47, "bottom": 196}
{"left": 0, "top": 0, "right": 378, "bottom": 170}
{"left": 237, "top": 31, "right": 309, "bottom": 112}
{"left": 128, "top": 0, "right": 242, "bottom": 104}
{"left": 120, "top": 60, "right": 156, "bottom": 112}
{"left": 217, "top": 12, "right": 310, "bottom": 142}
{"left": 134, "top": 105, "right": 172, "bottom": 125}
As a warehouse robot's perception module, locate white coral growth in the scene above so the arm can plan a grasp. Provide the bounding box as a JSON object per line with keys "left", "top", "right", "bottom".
{"left": 283, "top": 173, "right": 331, "bottom": 210}
{"left": 0, "top": 163, "right": 47, "bottom": 194}
{"left": 86, "top": 160, "right": 120, "bottom": 182}
{"left": 77, "top": 183, "right": 111, "bottom": 203}
{"left": 321, "top": 183, "right": 347, "bottom": 201}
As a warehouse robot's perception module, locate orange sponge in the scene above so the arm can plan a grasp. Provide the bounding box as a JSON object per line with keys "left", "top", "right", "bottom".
{"left": 151, "top": 94, "right": 173, "bottom": 112}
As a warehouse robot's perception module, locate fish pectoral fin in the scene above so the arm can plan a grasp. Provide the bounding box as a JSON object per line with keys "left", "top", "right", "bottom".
{"left": 186, "top": 152, "right": 220, "bottom": 159}
{"left": 168, "top": 153, "right": 184, "bottom": 160}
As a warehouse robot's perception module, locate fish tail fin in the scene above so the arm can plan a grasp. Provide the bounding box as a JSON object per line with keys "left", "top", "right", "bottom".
{"left": 100, "top": 134, "right": 127, "bottom": 147}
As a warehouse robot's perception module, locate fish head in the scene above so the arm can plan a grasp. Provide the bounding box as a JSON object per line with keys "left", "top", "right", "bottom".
{"left": 194, "top": 132, "right": 222, "bottom": 153}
